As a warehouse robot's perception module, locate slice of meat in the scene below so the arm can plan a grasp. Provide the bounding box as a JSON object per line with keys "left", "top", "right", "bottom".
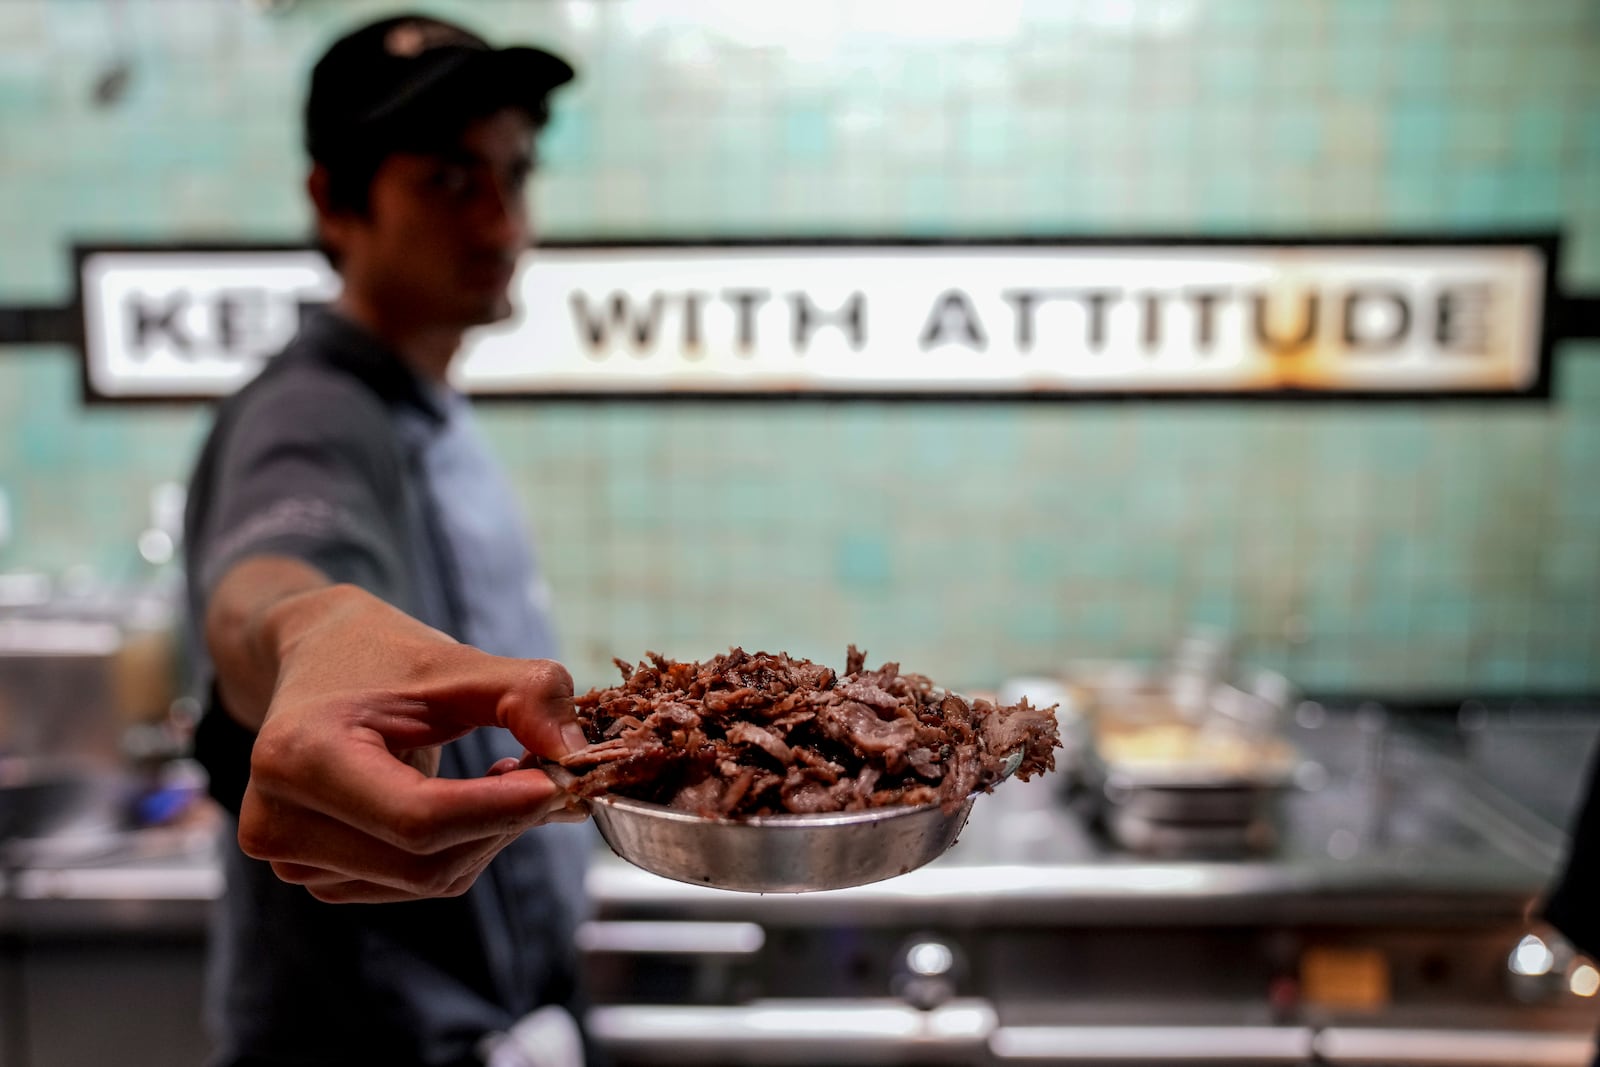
{"left": 781, "top": 777, "right": 836, "bottom": 814}
{"left": 818, "top": 702, "right": 917, "bottom": 766}
{"left": 563, "top": 745, "right": 677, "bottom": 798}
{"left": 906, "top": 747, "right": 944, "bottom": 780}
{"left": 727, "top": 721, "right": 793, "bottom": 764}
{"left": 792, "top": 747, "right": 846, "bottom": 783}
{"left": 624, "top": 665, "right": 661, "bottom": 693}
{"left": 936, "top": 744, "right": 984, "bottom": 807}
{"left": 560, "top": 737, "right": 653, "bottom": 769}
{"left": 784, "top": 661, "right": 836, "bottom": 692}
{"left": 717, "top": 767, "right": 760, "bottom": 816}
{"left": 838, "top": 681, "right": 901, "bottom": 711}
{"left": 868, "top": 783, "right": 939, "bottom": 809}
{"left": 703, "top": 686, "right": 765, "bottom": 712}
{"left": 744, "top": 772, "right": 784, "bottom": 812}
{"left": 769, "top": 708, "right": 817, "bottom": 730}
{"left": 940, "top": 693, "right": 976, "bottom": 729}
{"left": 668, "top": 774, "right": 725, "bottom": 816}
{"left": 602, "top": 715, "right": 645, "bottom": 739}
{"left": 644, "top": 702, "right": 701, "bottom": 728}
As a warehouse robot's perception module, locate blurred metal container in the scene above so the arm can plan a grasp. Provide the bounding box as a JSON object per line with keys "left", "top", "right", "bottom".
{"left": 0, "top": 616, "right": 153, "bottom": 842}
{"left": 1064, "top": 638, "right": 1304, "bottom": 857}
{"left": 0, "top": 618, "right": 126, "bottom": 763}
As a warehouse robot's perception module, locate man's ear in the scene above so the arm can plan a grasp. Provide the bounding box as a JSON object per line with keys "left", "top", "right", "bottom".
{"left": 307, "top": 164, "right": 331, "bottom": 206}
{"left": 306, "top": 164, "right": 350, "bottom": 258}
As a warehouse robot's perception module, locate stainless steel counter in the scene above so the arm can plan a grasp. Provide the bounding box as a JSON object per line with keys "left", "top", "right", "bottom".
{"left": 2, "top": 708, "right": 1597, "bottom": 1067}
{"left": 0, "top": 846, "right": 1546, "bottom": 935}
{"left": 0, "top": 710, "right": 1571, "bottom": 931}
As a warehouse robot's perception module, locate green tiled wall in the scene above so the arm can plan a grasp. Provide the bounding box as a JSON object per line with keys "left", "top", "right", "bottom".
{"left": 2, "top": 0, "right": 1598, "bottom": 695}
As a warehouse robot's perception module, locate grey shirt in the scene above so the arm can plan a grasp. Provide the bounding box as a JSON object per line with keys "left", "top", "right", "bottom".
{"left": 183, "top": 308, "right": 589, "bottom": 1067}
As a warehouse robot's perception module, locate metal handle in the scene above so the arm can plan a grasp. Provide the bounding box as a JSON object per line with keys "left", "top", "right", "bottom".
{"left": 1314, "top": 1027, "right": 1596, "bottom": 1066}
{"left": 588, "top": 999, "right": 996, "bottom": 1063}
{"left": 989, "top": 1024, "right": 1313, "bottom": 1063}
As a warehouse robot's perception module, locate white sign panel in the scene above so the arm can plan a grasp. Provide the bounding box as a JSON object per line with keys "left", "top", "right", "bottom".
{"left": 82, "top": 251, "right": 338, "bottom": 399}
{"left": 79, "top": 242, "right": 1551, "bottom": 400}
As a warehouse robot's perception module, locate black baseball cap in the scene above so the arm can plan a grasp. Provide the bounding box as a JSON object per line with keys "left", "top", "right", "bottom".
{"left": 304, "top": 12, "right": 576, "bottom": 164}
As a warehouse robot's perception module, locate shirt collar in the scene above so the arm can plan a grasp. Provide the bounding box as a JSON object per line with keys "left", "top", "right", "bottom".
{"left": 295, "top": 305, "right": 451, "bottom": 425}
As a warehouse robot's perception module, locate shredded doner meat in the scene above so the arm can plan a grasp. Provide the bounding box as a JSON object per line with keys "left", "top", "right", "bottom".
{"left": 561, "top": 646, "right": 1060, "bottom": 818}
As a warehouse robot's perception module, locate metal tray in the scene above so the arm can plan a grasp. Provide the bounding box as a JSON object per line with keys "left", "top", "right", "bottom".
{"left": 587, "top": 790, "right": 980, "bottom": 894}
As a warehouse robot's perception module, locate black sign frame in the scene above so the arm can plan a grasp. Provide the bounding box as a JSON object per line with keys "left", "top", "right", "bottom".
{"left": 16, "top": 231, "right": 1588, "bottom": 404}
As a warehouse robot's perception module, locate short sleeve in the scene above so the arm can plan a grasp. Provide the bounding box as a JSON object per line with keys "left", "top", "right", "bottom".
{"left": 193, "top": 369, "right": 411, "bottom": 605}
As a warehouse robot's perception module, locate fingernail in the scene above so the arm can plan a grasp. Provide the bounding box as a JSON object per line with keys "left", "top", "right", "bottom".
{"left": 562, "top": 723, "right": 589, "bottom": 755}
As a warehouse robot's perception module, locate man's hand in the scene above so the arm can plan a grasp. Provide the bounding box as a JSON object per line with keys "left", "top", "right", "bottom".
{"left": 214, "top": 566, "right": 588, "bottom": 903}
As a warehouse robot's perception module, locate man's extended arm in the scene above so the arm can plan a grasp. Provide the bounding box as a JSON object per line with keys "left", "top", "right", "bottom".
{"left": 206, "top": 555, "right": 329, "bottom": 732}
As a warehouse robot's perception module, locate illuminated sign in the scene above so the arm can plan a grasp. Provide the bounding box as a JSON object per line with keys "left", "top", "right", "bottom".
{"left": 77, "top": 238, "right": 1556, "bottom": 400}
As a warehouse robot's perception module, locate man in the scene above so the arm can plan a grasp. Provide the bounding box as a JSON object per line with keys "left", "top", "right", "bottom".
{"left": 183, "top": 13, "right": 593, "bottom": 1067}
{"left": 1544, "top": 752, "right": 1600, "bottom": 1066}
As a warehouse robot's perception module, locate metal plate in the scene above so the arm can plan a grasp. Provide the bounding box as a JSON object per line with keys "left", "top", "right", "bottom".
{"left": 587, "top": 792, "right": 980, "bottom": 894}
